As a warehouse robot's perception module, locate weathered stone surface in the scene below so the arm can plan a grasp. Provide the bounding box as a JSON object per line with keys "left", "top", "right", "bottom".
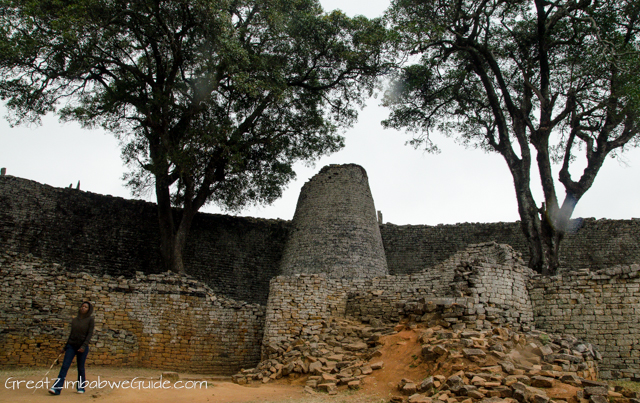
{"left": 589, "top": 396, "right": 609, "bottom": 403}
{"left": 559, "top": 374, "right": 582, "bottom": 386}
{"left": 345, "top": 342, "right": 369, "bottom": 351}
{"left": 532, "top": 394, "right": 550, "bottom": 403}
{"left": 433, "top": 345, "right": 448, "bottom": 356}
{"left": 446, "top": 375, "right": 465, "bottom": 388}
{"left": 408, "top": 394, "right": 434, "bottom": 403}
{"left": 537, "top": 345, "right": 554, "bottom": 356}
{"left": 419, "top": 376, "right": 435, "bottom": 392}
{"left": 463, "top": 348, "right": 487, "bottom": 358}
{"left": 584, "top": 387, "right": 609, "bottom": 397}
{"left": 0, "top": 251, "right": 266, "bottom": 374}
{"left": 279, "top": 164, "right": 388, "bottom": 279}
{"left": 468, "top": 390, "right": 487, "bottom": 399}
{"left": 316, "top": 383, "right": 337, "bottom": 393}
{"left": 531, "top": 376, "right": 555, "bottom": 388}
{"left": 402, "top": 383, "right": 418, "bottom": 395}
{"left": 2, "top": 172, "right": 626, "bottom": 381}
{"left": 308, "top": 361, "right": 323, "bottom": 374}
{"left": 499, "top": 361, "right": 516, "bottom": 374}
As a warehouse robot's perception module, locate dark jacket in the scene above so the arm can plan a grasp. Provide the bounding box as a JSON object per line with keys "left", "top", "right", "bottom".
{"left": 67, "top": 302, "right": 95, "bottom": 351}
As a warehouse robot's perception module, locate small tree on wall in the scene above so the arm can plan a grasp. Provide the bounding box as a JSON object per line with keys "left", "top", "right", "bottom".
{"left": 0, "top": 0, "right": 390, "bottom": 273}
{"left": 383, "top": 0, "right": 640, "bottom": 274}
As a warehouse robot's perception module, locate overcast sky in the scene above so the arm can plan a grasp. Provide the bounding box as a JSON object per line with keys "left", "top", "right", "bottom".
{"left": 1, "top": 0, "right": 638, "bottom": 225}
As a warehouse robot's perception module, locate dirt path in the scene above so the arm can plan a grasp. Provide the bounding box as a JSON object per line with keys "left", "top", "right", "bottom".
{"left": 0, "top": 367, "right": 387, "bottom": 403}
{"left": 0, "top": 328, "right": 421, "bottom": 403}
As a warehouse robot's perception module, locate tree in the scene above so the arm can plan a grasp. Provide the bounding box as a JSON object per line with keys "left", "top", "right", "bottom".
{"left": 383, "top": 0, "right": 640, "bottom": 274}
{"left": 0, "top": 0, "right": 390, "bottom": 273}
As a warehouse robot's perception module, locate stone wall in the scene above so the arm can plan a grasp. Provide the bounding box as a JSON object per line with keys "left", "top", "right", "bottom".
{"left": 0, "top": 175, "right": 289, "bottom": 304}
{"left": 3, "top": 173, "right": 640, "bottom": 379}
{"left": 261, "top": 244, "right": 536, "bottom": 358}
{"left": 260, "top": 275, "right": 334, "bottom": 356}
{"left": 0, "top": 250, "right": 265, "bottom": 374}
{"left": 380, "top": 218, "right": 640, "bottom": 274}
{"left": 261, "top": 243, "right": 640, "bottom": 380}
{"left": 279, "top": 164, "right": 388, "bottom": 279}
{"left": 344, "top": 243, "right": 534, "bottom": 331}
{"left": 2, "top": 175, "right": 639, "bottom": 296}
{"left": 529, "top": 264, "right": 640, "bottom": 380}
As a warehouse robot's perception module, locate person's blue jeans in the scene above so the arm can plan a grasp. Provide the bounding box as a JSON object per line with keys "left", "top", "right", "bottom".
{"left": 51, "top": 344, "right": 89, "bottom": 393}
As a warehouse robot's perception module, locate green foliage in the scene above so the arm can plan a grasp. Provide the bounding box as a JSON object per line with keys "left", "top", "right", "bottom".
{"left": 383, "top": 0, "right": 640, "bottom": 273}
{"left": 384, "top": 0, "right": 640, "bottom": 154}
{"left": 0, "top": 0, "right": 390, "bottom": 212}
{"left": 1, "top": 0, "right": 391, "bottom": 272}
{"left": 539, "top": 333, "right": 550, "bottom": 346}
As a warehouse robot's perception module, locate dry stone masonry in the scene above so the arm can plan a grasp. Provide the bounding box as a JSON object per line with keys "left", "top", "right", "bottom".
{"left": 234, "top": 304, "right": 603, "bottom": 399}
{"left": 279, "top": 164, "right": 388, "bottom": 279}
{"left": 0, "top": 250, "right": 264, "bottom": 374}
{"left": 380, "top": 219, "right": 640, "bottom": 274}
{"left": 236, "top": 317, "right": 389, "bottom": 392}
{"left": 0, "top": 175, "right": 288, "bottom": 304}
{"left": 260, "top": 243, "right": 535, "bottom": 356}
{"left": 344, "top": 243, "right": 534, "bottom": 330}
{"left": 1, "top": 164, "right": 639, "bottom": 380}
{"left": 529, "top": 264, "right": 640, "bottom": 380}
{"left": 391, "top": 323, "right": 605, "bottom": 403}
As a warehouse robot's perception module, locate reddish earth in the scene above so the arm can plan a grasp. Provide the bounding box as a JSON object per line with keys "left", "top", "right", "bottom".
{"left": 0, "top": 326, "right": 593, "bottom": 403}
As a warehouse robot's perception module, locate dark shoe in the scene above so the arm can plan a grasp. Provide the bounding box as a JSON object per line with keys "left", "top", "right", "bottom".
{"left": 48, "top": 388, "right": 60, "bottom": 395}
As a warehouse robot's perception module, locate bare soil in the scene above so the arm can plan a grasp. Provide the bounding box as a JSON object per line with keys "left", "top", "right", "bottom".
{"left": 0, "top": 365, "right": 388, "bottom": 403}
{"left": 0, "top": 326, "right": 594, "bottom": 403}
{"left": 0, "top": 329, "right": 420, "bottom": 403}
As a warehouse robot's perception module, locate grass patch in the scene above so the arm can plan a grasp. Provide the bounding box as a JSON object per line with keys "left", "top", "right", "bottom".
{"left": 610, "top": 380, "right": 640, "bottom": 392}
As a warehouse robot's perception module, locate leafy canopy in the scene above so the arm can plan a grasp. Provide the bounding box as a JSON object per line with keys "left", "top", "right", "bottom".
{"left": 384, "top": 0, "right": 640, "bottom": 158}
{"left": 1, "top": 0, "right": 390, "bottom": 211}
{"left": 383, "top": 0, "right": 640, "bottom": 273}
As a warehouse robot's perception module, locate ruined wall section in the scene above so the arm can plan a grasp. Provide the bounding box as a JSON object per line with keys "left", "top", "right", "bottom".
{"left": 260, "top": 274, "right": 336, "bottom": 357}
{"left": 262, "top": 243, "right": 535, "bottom": 359}
{"left": 0, "top": 250, "right": 265, "bottom": 374}
{"left": 279, "top": 164, "right": 388, "bottom": 279}
{"left": 381, "top": 219, "right": 640, "bottom": 274}
{"left": 529, "top": 264, "right": 640, "bottom": 380}
{"left": 449, "top": 243, "right": 535, "bottom": 327}
{"left": 0, "top": 175, "right": 289, "bottom": 304}
{"left": 345, "top": 243, "right": 534, "bottom": 330}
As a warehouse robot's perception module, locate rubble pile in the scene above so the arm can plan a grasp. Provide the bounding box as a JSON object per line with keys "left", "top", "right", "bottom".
{"left": 232, "top": 317, "right": 391, "bottom": 393}
{"left": 395, "top": 325, "right": 616, "bottom": 403}
{"left": 233, "top": 315, "right": 637, "bottom": 403}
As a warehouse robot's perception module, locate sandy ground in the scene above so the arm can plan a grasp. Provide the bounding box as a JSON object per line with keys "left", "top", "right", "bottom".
{"left": 0, "top": 329, "right": 419, "bottom": 403}
{"left": 0, "top": 329, "right": 424, "bottom": 403}
{"left": 0, "top": 365, "right": 390, "bottom": 403}
{"left": 0, "top": 326, "right": 587, "bottom": 403}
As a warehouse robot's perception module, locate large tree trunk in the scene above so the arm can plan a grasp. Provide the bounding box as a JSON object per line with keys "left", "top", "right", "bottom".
{"left": 508, "top": 150, "right": 564, "bottom": 276}
{"left": 155, "top": 199, "right": 197, "bottom": 274}
{"left": 513, "top": 184, "right": 547, "bottom": 274}
{"left": 515, "top": 188, "right": 569, "bottom": 276}
{"left": 154, "top": 174, "right": 198, "bottom": 274}
{"left": 155, "top": 176, "right": 181, "bottom": 273}
{"left": 538, "top": 205, "right": 563, "bottom": 276}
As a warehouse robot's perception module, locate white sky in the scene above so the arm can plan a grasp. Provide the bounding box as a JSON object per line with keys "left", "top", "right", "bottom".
{"left": 1, "top": 0, "right": 638, "bottom": 225}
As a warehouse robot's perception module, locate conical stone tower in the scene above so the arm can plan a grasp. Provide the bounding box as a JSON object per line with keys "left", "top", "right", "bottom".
{"left": 279, "top": 164, "right": 388, "bottom": 279}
